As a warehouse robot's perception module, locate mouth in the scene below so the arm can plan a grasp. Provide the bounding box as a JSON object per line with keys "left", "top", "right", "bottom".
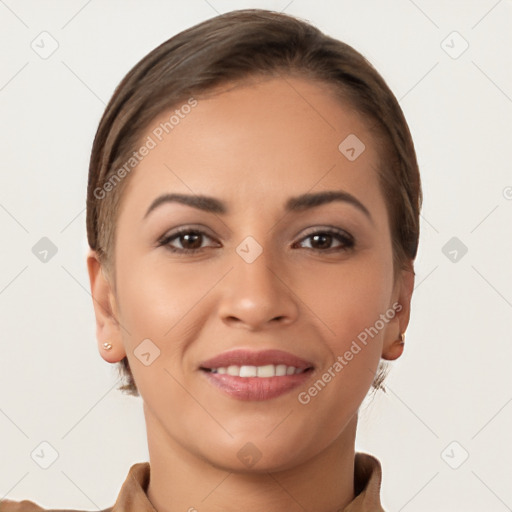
{"left": 201, "top": 364, "right": 312, "bottom": 377}
{"left": 199, "top": 349, "right": 315, "bottom": 401}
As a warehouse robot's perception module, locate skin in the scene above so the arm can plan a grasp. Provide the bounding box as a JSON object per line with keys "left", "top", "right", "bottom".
{"left": 87, "top": 76, "right": 414, "bottom": 512}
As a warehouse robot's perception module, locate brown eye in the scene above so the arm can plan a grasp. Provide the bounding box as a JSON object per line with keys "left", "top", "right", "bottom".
{"left": 158, "top": 229, "right": 217, "bottom": 254}
{"left": 295, "top": 229, "right": 355, "bottom": 252}
{"left": 176, "top": 232, "right": 203, "bottom": 250}
{"left": 309, "top": 233, "right": 333, "bottom": 250}
{"left": 158, "top": 227, "right": 355, "bottom": 255}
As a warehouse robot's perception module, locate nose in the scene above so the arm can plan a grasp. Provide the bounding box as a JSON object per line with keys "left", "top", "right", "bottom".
{"left": 217, "top": 247, "right": 299, "bottom": 331}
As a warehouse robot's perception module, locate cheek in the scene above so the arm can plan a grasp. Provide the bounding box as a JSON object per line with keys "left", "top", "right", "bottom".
{"left": 300, "top": 251, "right": 394, "bottom": 350}
{"left": 113, "top": 249, "right": 232, "bottom": 387}
{"left": 116, "top": 233, "right": 208, "bottom": 329}
{"left": 113, "top": 254, "right": 198, "bottom": 371}
{"left": 293, "top": 259, "right": 392, "bottom": 437}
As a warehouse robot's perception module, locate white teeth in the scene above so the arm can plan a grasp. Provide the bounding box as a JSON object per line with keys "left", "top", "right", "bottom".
{"left": 210, "top": 364, "right": 307, "bottom": 377}
{"left": 275, "top": 364, "right": 287, "bottom": 376}
{"left": 257, "top": 364, "right": 275, "bottom": 377}
{"left": 239, "top": 365, "right": 257, "bottom": 377}
{"left": 227, "top": 365, "right": 239, "bottom": 376}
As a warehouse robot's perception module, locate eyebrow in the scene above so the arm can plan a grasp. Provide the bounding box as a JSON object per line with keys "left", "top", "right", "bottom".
{"left": 143, "top": 190, "right": 373, "bottom": 224}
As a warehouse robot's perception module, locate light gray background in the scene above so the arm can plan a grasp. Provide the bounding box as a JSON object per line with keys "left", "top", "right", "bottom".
{"left": 1, "top": 1, "right": 511, "bottom": 510}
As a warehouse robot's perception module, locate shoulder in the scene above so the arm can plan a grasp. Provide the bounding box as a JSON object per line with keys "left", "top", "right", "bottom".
{"left": 0, "top": 500, "right": 45, "bottom": 511}
{"left": 0, "top": 499, "right": 112, "bottom": 512}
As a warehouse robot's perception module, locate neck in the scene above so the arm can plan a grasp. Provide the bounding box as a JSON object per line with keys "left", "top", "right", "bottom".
{"left": 144, "top": 405, "right": 358, "bottom": 512}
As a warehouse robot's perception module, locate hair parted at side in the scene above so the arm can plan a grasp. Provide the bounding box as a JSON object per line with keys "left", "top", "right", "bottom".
{"left": 86, "top": 8, "right": 422, "bottom": 397}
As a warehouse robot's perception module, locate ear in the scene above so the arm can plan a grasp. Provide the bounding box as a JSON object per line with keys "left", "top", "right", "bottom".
{"left": 86, "top": 249, "right": 126, "bottom": 363}
{"left": 381, "top": 264, "right": 415, "bottom": 361}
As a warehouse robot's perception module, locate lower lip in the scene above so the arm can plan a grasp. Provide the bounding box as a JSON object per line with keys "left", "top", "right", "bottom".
{"left": 201, "top": 370, "right": 313, "bottom": 401}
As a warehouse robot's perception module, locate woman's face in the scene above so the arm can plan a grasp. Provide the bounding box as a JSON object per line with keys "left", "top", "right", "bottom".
{"left": 89, "top": 76, "right": 413, "bottom": 472}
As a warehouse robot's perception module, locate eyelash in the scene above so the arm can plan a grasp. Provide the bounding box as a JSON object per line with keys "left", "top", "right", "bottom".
{"left": 157, "top": 226, "right": 356, "bottom": 255}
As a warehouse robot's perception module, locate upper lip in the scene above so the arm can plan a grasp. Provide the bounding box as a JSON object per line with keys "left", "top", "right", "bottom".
{"left": 200, "top": 349, "right": 314, "bottom": 370}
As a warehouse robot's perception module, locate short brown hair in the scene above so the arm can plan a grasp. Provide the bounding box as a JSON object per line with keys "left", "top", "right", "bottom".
{"left": 86, "top": 8, "right": 422, "bottom": 397}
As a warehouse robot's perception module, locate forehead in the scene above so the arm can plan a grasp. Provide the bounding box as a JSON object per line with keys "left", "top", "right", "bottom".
{"left": 119, "top": 76, "right": 386, "bottom": 220}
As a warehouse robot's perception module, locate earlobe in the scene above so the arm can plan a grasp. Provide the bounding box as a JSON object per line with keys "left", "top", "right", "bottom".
{"left": 86, "top": 249, "right": 126, "bottom": 363}
{"left": 381, "top": 266, "right": 415, "bottom": 361}
{"left": 382, "top": 331, "right": 406, "bottom": 361}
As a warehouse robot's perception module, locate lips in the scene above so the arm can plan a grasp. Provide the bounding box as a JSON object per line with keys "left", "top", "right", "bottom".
{"left": 200, "top": 349, "right": 314, "bottom": 371}
{"left": 199, "top": 349, "right": 315, "bottom": 401}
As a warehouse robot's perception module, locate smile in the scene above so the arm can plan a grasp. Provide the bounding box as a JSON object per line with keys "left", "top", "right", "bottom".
{"left": 199, "top": 349, "right": 315, "bottom": 400}
{"left": 206, "top": 364, "right": 308, "bottom": 377}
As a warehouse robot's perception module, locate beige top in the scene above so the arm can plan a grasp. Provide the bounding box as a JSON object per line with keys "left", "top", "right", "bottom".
{"left": 1, "top": 452, "right": 385, "bottom": 511}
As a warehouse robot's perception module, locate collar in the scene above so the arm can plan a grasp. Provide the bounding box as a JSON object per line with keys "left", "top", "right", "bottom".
{"left": 110, "top": 452, "right": 385, "bottom": 512}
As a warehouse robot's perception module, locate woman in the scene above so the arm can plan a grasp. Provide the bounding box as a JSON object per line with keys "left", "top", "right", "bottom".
{"left": 2, "top": 8, "right": 421, "bottom": 511}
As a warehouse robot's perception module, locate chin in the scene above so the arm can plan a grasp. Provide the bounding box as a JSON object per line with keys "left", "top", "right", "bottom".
{"left": 199, "top": 433, "right": 314, "bottom": 474}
